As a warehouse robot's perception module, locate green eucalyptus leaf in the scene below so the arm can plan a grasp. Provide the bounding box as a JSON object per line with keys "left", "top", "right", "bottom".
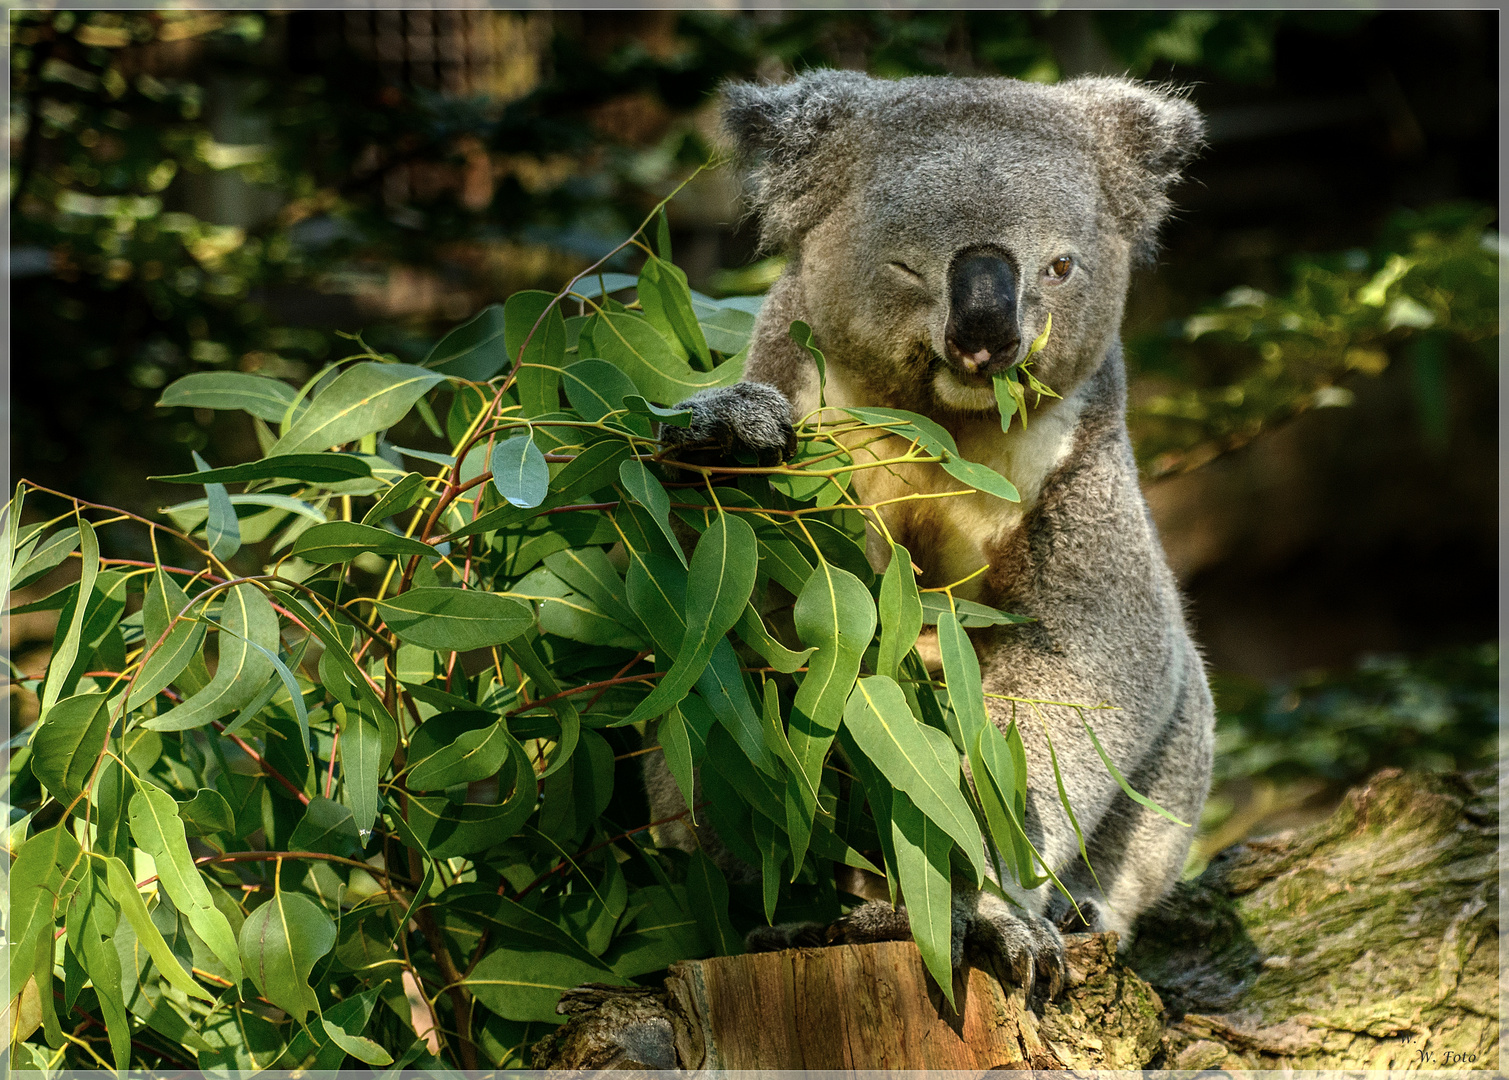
{"left": 491, "top": 435, "right": 550, "bottom": 508}
{"left": 361, "top": 470, "right": 428, "bottom": 525}
{"left": 446, "top": 440, "right": 631, "bottom": 540}
{"left": 178, "top": 787, "right": 236, "bottom": 837}
{"left": 465, "top": 949, "right": 628, "bottom": 1024}
{"left": 685, "top": 847, "right": 743, "bottom": 957}
{"left": 375, "top": 587, "right": 534, "bottom": 651}
{"left": 561, "top": 357, "right": 641, "bottom": 423}
{"left": 626, "top": 512, "right": 757, "bottom": 724}
{"left": 40, "top": 518, "right": 97, "bottom": 716}
{"left": 152, "top": 453, "right": 372, "bottom": 485}
{"left": 618, "top": 459, "right": 685, "bottom": 567}
{"left": 291, "top": 521, "right": 436, "bottom": 563}
{"left": 940, "top": 455, "right": 1021, "bottom": 503}
{"left": 406, "top": 711, "right": 511, "bottom": 791}
{"left": 104, "top": 855, "right": 214, "bottom": 1001}
{"left": 270, "top": 363, "right": 447, "bottom": 456}
{"left": 624, "top": 394, "right": 692, "bottom": 427}
{"left": 891, "top": 790, "right": 956, "bottom": 1009}
{"left": 402, "top": 730, "right": 537, "bottom": 856}
{"left": 159, "top": 371, "right": 301, "bottom": 423}
{"left": 146, "top": 583, "right": 278, "bottom": 731}
{"left": 878, "top": 543, "right": 924, "bottom": 682}
{"left": 505, "top": 291, "right": 568, "bottom": 417}
{"left": 67, "top": 867, "right": 130, "bottom": 1068}
{"left": 425, "top": 302, "right": 508, "bottom": 381}
{"left": 842, "top": 675, "right": 985, "bottom": 886}
{"left": 639, "top": 255, "right": 712, "bottom": 369}
{"left": 129, "top": 783, "right": 244, "bottom": 985}
{"left": 287, "top": 796, "right": 361, "bottom": 856}
{"left": 587, "top": 311, "right": 741, "bottom": 405}
{"left": 129, "top": 569, "right": 207, "bottom": 708}
{"left": 11, "top": 526, "right": 79, "bottom": 591}
{"left": 238, "top": 888, "right": 336, "bottom": 1025}
{"left": 918, "top": 592, "right": 1030, "bottom": 628}
{"left": 31, "top": 690, "right": 110, "bottom": 808}
{"left": 787, "top": 560, "right": 875, "bottom": 809}
{"left": 333, "top": 701, "right": 384, "bottom": 839}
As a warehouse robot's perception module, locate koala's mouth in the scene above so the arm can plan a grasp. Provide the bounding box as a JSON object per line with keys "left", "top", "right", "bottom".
{"left": 929, "top": 350, "right": 1012, "bottom": 389}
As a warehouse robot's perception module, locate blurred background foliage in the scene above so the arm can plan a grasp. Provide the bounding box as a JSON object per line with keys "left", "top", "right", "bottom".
{"left": 9, "top": 9, "right": 1498, "bottom": 848}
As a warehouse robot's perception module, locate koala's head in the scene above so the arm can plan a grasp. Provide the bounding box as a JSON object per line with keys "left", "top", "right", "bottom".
{"left": 722, "top": 71, "right": 1203, "bottom": 413}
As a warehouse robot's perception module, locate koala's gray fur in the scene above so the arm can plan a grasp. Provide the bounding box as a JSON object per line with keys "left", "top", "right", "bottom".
{"left": 648, "top": 70, "right": 1215, "bottom": 1005}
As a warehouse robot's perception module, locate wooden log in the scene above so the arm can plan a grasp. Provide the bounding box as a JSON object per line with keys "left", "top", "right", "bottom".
{"left": 531, "top": 768, "right": 1497, "bottom": 1071}
{"left": 1129, "top": 767, "right": 1499, "bottom": 1070}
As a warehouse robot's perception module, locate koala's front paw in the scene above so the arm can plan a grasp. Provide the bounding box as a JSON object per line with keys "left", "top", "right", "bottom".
{"left": 745, "top": 922, "right": 828, "bottom": 952}
{"left": 826, "top": 899, "right": 914, "bottom": 946}
{"left": 954, "top": 890, "right": 1068, "bottom": 1006}
{"left": 659, "top": 382, "right": 797, "bottom": 468}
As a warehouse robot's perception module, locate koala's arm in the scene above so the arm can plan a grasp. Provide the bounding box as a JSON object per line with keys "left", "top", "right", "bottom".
{"left": 660, "top": 273, "right": 816, "bottom": 463}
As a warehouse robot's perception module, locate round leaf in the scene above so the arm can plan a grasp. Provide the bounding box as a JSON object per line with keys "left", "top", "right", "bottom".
{"left": 490, "top": 435, "right": 549, "bottom": 509}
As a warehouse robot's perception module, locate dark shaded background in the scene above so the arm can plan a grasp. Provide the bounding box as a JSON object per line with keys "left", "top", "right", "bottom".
{"left": 9, "top": 10, "right": 1499, "bottom": 845}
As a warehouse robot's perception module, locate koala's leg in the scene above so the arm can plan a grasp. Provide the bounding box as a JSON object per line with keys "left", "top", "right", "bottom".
{"left": 1044, "top": 667, "right": 1215, "bottom": 942}
{"left": 658, "top": 382, "right": 797, "bottom": 466}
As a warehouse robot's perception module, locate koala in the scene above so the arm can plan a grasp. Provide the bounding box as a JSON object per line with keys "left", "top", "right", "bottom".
{"left": 647, "top": 70, "right": 1216, "bottom": 1006}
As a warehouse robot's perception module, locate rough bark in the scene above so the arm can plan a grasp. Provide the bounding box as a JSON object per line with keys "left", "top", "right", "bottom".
{"left": 531, "top": 769, "right": 1498, "bottom": 1070}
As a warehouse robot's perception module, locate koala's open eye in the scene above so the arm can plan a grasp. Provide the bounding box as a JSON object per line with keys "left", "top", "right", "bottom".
{"left": 1046, "top": 256, "right": 1073, "bottom": 281}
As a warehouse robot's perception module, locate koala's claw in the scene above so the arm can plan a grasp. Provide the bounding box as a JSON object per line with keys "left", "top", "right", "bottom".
{"left": 956, "top": 892, "right": 1068, "bottom": 1007}
{"left": 659, "top": 382, "right": 797, "bottom": 468}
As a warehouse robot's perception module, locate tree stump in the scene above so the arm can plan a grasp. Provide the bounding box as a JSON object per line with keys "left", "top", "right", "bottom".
{"left": 532, "top": 769, "right": 1497, "bottom": 1071}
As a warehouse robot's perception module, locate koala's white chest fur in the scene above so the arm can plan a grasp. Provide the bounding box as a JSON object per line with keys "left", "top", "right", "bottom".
{"left": 810, "top": 369, "right": 1087, "bottom": 602}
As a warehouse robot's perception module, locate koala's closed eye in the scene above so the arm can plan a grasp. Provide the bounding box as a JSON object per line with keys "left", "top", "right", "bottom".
{"left": 887, "top": 260, "right": 926, "bottom": 283}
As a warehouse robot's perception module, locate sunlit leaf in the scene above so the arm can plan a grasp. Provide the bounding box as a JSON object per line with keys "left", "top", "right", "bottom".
{"left": 586, "top": 311, "right": 742, "bottom": 405}
{"left": 103, "top": 855, "right": 214, "bottom": 1001}
{"left": 129, "top": 783, "right": 244, "bottom": 985}
{"left": 842, "top": 675, "right": 985, "bottom": 885}
{"left": 30, "top": 690, "right": 110, "bottom": 808}
{"left": 270, "top": 363, "right": 447, "bottom": 456}
{"left": 239, "top": 887, "right": 336, "bottom": 1025}
{"left": 40, "top": 518, "right": 97, "bottom": 716}
{"left": 891, "top": 791, "right": 955, "bottom": 1008}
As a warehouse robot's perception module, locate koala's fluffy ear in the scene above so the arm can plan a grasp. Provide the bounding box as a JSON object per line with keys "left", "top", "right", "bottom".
{"left": 1062, "top": 77, "right": 1205, "bottom": 264}
{"left": 720, "top": 69, "right": 869, "bottom": 250}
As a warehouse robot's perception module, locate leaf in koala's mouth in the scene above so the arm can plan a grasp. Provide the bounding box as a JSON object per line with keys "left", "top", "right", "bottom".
{"left": 994, "top": 370, "right": 1027, "bottom": 433}
{"left": 993, "top": 314, "right": 1056, "bottom": 434}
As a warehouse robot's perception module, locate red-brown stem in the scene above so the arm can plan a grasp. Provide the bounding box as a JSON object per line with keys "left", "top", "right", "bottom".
{"left": 579, "top": 650, "right": 652, "bottom": 714}
{"left": 506, "top": 668, "right": 664, "bottom": 716}
{"left": 325, "top": 727, "right": 341, "bottom": 799}
{"left": 213, "top": 720, "right": 310, "bottom": 805}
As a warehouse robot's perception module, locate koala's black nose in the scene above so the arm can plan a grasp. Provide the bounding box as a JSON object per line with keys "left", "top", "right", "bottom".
{"left": 945, "top": 251, "right": 1021, "bottom": 377}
